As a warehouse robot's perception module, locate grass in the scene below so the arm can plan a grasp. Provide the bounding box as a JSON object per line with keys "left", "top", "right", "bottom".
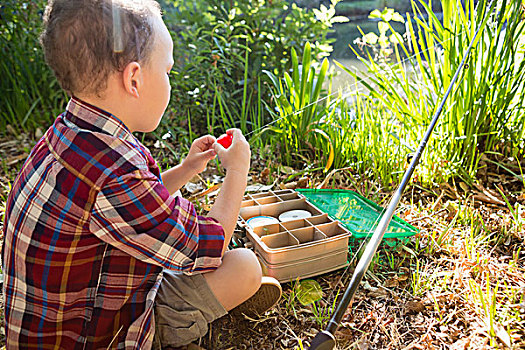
{"left": 258, "top": 0, "right": 525, "bottom": 192}
{"left": 321, "top": 91, "right": 408, "bottom": 189}
{"left": 243, "top": 162, "right": 522, "bottom": 349}
{"left": 336, "top": 0, "right": 525, "bottom": 186}
{"left": 1, "top": 120, "right": 524, "bottom": 349}
{"left": 401, "top": 196, "right": 525, "bottom": 349}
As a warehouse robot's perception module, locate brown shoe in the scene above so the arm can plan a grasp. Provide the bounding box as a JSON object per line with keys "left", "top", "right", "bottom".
{"left": 230, "top": 276, "right": 282, "bottom": 317}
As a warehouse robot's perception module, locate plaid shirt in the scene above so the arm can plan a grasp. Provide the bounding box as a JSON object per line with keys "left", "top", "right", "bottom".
{"left": 1, "top": 98, "right": 225, "bottom": 349}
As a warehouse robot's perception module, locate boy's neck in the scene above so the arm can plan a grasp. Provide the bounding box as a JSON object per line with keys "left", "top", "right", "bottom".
{"left": 76, "top": 78, "right": 137, "bottom": 132}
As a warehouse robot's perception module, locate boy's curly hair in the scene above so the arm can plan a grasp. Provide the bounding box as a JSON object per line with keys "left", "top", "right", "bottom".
{"left": 40, "top": 0, "right": 161, "bottom": 97}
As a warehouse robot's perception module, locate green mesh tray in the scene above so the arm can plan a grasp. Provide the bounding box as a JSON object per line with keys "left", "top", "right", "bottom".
{"left": 296, "top": 189, "right": 417, "bottom": 239}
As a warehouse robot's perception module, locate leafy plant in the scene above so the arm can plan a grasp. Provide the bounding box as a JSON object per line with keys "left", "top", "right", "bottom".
{"left": 353, "top": 7, "right": 405, "bottom": 60}
{"left": 0, "top": 180, "right": 11, "bottom": 224}
{"left": 286, "top": 279, "right": 336, "bottom": 328}
{"left": 160, "top": 0, "right": 347, "bottom": 137}
{"left": 295, "top": 279, "right": 323, "bottom": 306}
{"left": 211, "top": 48, "right": 265, "bottom": 138}
{"left": 263, "top": 42, "right": 335, "bottom": 171}
{"left": 310, "top": 290, "right": 339, "bottom": 328}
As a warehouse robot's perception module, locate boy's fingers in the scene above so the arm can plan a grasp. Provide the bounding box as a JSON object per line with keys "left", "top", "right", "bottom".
{"left": 204, "top": 134, "right": 217, "bottom": 144}
{"left": 227, "top": 128, "right": 245, "bottom": 143}
{"left": 195, "top": 135, "right": 216, "bottom": 149}
{"left": 203, "top": 148, "right": 216, "bottom": 160}
{"left": 213, "top": 142, "right": 225, "bottom": 154}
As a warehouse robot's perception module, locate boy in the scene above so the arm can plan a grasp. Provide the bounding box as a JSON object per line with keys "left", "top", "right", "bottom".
{"left": 1, "top": 0, "right": 280, "bottom": 348}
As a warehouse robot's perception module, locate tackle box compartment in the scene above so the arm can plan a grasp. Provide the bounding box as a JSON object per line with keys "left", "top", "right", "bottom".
{"left": 238, "top": 190, "right": 351, "bottom": 282}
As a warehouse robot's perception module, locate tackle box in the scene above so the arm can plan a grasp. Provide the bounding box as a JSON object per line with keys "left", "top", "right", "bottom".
{"left": 238, "top": 189, "right": 351, "bottom": 282}
{"left": 296, "top": 189, "right": 418, "bottom": 239}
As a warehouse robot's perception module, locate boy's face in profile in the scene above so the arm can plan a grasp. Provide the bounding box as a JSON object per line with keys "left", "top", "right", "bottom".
{"left": 133, "top": 16, "right": 174, "bottom": 132}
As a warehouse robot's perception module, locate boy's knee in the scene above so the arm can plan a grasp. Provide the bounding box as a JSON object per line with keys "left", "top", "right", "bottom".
{"left": 226, "top": 248, "right": 262, "bottom": 290}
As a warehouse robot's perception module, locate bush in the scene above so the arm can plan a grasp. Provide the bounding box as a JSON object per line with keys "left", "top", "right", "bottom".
{"left": 0, "top": 0, "right": 67, "bottom": 134}
{"left": 0, "top": 0, "right": 347, "bottom": 142}
{"left": 160, "top": 0, "right": 347, "bottom": 138}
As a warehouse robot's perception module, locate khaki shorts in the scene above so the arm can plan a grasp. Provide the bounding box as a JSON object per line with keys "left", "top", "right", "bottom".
{"left": 152, "top": 269, "right": 227, "bottom": 349}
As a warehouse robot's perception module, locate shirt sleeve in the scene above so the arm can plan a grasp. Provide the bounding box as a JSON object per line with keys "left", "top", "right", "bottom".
{"left": 89, "top": 168, "right": 225, "bottom": 274}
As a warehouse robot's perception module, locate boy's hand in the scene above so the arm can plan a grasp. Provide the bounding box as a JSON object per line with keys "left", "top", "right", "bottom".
{"left": 213, "top": 129, "right": 251, "bottom": 175}
{"left": 183, "top": 135, "right": 217, "bottom": 174}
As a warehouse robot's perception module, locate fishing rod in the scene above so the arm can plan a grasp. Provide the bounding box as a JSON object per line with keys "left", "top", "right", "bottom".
{"left": 307, "top": 23, "right": 484, "bottom": 350}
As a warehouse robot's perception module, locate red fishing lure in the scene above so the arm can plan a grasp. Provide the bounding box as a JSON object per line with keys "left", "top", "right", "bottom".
{"left": 217, "top": 134, "right": 233, "bottom": 148}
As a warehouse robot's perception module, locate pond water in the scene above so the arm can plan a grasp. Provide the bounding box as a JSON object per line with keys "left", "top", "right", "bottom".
{"left": 329, "top": 58, "right": 368, "bottom": 93}
{"left": 327, "top": 16, "right": 438, "bottom": 93}
{"left": 328, "top": 19, "right": 406, "bottom": 93}
{"left": 330, "top": 19, "right": 406, "bottom": 60}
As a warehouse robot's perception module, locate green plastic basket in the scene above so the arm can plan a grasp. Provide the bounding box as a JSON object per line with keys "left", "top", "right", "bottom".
{"left": 296, "top": 189, "right": 418, "bottom": 239}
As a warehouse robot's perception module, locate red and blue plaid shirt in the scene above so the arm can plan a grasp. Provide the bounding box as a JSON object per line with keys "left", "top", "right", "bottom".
{"left": 2, "top": 97, "right": 225, "bottom": 349}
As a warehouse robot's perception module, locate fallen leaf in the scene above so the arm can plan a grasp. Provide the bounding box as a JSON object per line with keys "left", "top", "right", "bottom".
{"left": 397, "top": 273, "right": 409, "bottom": 282}
{"left": 445, "top": 201, "right": 458, "bottom": 216}
{"left": 362, "top": 281, "right": 388, "bottom": 298}
{"left": 383, "top": 277, "right": 399, "bottom": 288}
{"left": 471, "top": 183, "right": 506, "bottom": 205}
{"left": 295, "top": 280, "right": 323, "bottom": 305}
{"left": 297, "top": 176, "right": 308, "bottom": 188}
{"left": 405, "top": 301, "right": 425, "bottom": 314}
{"left": 6, "top": 153, "right": 27, "bottom": 166}
{"left": 184, "top": 182, "right": 203, "bottom": 194}
{"left": 334, "top": 328, "right": 354, "bottom": 342}
{"left": 401, "top": 244, "right": 417, "bottom": 257}
{"left": 450, "top": 337, "right": 470, "bottom": 350}
{"left": 473, "top": 193, "right": 505, "bottom": 206}
{"left": 303, "top": 328, "right": 318, "bottom": 337}
{"left": 362, "top": 281, "right": 375, "bottom": 291}
{"left": 283, "top": 181, "right": 297, "bottom": 189}
{"left": 35, "top": 127, "right": 44, "bottom": 139}
{"left": 357, "top": 337, "right": 370, "bottom": 350}
{"left": 259, "top": 168, "right": 271, "bottom": 183}
{"left": 280, "top": 338, "right": 293, "bottom": 347}
{"left": 278, "top": 165, "right": 294, "bottom": 174}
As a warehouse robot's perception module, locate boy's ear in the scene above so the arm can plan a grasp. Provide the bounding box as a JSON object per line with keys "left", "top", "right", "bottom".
{"left": 122, "top": 62, "right": 142, "bottom": 98}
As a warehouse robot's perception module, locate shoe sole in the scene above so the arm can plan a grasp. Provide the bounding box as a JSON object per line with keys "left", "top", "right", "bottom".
{"left": 230, "top": 276, "right": 282, "bottom": 317}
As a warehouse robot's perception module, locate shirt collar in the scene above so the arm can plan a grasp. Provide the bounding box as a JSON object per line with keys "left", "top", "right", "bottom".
{"left": 65, "top": 97, "right": 134, "bottom": 141}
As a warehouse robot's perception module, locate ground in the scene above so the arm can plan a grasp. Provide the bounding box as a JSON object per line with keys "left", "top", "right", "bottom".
{"left": 0, "top": 131, "right": 524, "bottom": 349}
